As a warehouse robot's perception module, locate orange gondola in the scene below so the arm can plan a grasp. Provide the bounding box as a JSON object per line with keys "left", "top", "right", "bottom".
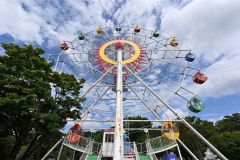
{"left": 193, "top": 71, "right": 208, "bottom": 84}
{"left": 67, "top": 123, "right": 83, "bottom": 143}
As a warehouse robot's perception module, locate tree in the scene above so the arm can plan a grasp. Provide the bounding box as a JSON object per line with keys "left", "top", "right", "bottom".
{"left": 213, "top": 113, "right": 240, "bottom": 159}
{"left": 0, "top": 43, "right": 85, "bottom": 160}
{"left": 211, "top": 131, "right": 240, "bottom": 160}
{"left": 216, "top": 113, "right": 240, "bottom": 132}
{"left": 176, "top": 116, "right": 219, "bottom": 159}
{"left": 124, "top": 116, "right": 152, "bottom": 143}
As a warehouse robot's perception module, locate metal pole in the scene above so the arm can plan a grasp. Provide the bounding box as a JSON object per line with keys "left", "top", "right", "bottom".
{"left": 71, "top": 150, "right": 76, "bottom": 160}
{"left": 176, "top": 144, "right": 183, "bottom": 160}
{"left": 125, "top": 65, "right": 228, "bottom": 160}
{"left": 114, "top": 49, "right": 124, "bottom": 160}
{"left": 177, "top": 139, "right": 199, "bottom": 160}
{"left": 81, "top": 87, "right": 111, "bottom": 119}
{"left": 57, "top": 144, "right": 63, "bottom": 160}
{"left": 80, "top": 65, "right": 115, "bottom": 98}
{"left": 54, "top": 50, "right": 64, "bottom": 71}
{"left": 41, "top": 138, "right": 63, "bottom": 160}
{"left": 130, "top": 87, "right": 162, "bottom": 120}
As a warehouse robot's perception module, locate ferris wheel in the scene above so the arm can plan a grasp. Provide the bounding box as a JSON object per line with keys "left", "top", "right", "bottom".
{"left": 43, "top": 26, "right": 226, "bottom": 160}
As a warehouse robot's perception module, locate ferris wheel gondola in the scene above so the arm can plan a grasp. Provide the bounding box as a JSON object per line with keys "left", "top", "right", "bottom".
{"left": 67, "top": 123, "right": 84, "bottom": 143}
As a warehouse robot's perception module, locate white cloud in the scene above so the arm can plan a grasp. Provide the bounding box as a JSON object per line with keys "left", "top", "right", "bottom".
{"left": 196, "top": 56, "right": 240, "bottom": 97}
{"left": 0, "top": 0, "right": 107, "bottom": 46}
{"left": 1, "top": 0, "right": 239, "bottom": 130}
{"left": 161, "top": 0, "right": 240, "bottom": 98}
{"left": 0, "top": 1, "right": 44, "bottom": 43}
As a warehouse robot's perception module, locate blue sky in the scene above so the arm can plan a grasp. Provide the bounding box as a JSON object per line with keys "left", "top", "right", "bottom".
{"left": 0, "top": 0, "right": 240, "bottom": 129}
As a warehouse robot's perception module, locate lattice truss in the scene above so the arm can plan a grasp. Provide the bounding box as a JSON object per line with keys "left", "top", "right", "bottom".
{"left": 52, "top": 26, "right": 203, "bottom": 129}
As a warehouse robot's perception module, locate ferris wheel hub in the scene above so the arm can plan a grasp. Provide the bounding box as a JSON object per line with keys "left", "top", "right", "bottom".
{"left": 99, "top": 40, "right": 141, "bottom": 65}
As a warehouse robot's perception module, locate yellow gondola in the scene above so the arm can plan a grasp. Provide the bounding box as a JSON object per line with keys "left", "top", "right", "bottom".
{"left": 161, "top": 121, "right": 179, "bottom": 140}
{"left": 96, "top": 27, "right": 104, "bottom": 34}
{"left": 170, "top": 38, "right": 179, "bottom": 47}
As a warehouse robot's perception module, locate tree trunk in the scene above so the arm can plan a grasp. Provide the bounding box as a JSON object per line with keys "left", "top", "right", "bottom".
{"left": 8, "top": 137, "right": 23, "bottom": 160}
{"left": 26, "top": 142, "right": 43, "bottom": 160}
{"left": 19, "top": 135, "right": 40, "bottom": 160}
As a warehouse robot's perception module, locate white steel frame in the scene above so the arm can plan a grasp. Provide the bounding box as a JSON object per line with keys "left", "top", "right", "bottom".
{"left": 45, "top": 26, "right": 228, "bottom": 160}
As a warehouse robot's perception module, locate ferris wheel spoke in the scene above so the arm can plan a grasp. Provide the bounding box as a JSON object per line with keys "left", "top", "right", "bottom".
{"left": 79, "top": 65, "right": 116, "bottom": 98}
{"left": 81, "top": 87, "right": 111, "bottom": 120}
{"left": 129, "top": 87, "right": 162, "bottom": 120}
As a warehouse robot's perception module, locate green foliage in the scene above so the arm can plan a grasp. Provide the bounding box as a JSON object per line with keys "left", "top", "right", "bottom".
{"left": 216, "top": 113, "right": 240, "bottom": 132}
{"left": 125, "top": 116, "right": 152, "bottom": 143}
{"left": 0, "top": 136, "right": 15, "bottom": 159}
{"left": 211, "top": 131, "right": 240, "bottom": 160}
{"left": 177, "top": 114, "right": 240, "bottom": 160}
{"left": 0, "top": 43, "right": 85, "bottom": 160}
{"left": 84, "top": 130, "right": 103, "bottom": 143}
{"left": 176, "top": 117, "right": 217, "bottom": 159}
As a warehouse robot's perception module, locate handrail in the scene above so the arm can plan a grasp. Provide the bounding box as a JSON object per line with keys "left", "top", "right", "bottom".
{"left": 97, "top": 145, "right": 103, "bottom": 160}
{"left": 145, "top": 135, "right": 177, "bottom": 156}
{"left": 133, "top": 141, "right": 140, "bottom": 160}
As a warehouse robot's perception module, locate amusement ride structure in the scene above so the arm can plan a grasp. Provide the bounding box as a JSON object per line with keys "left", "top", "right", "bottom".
{"left": 42, "top": 26, "right": 227, "bottom": 160}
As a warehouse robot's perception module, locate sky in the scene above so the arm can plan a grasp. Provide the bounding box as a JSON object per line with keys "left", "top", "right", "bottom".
{"left": 0, "top": 0, "right": 240, "bottom": 130}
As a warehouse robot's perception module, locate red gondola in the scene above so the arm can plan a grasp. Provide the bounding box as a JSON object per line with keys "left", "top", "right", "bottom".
{"left": 193, "top": 71, "right": 208, "bottom": 84}
{"left": 134, "top": 26, "right": 140, "bottom": 33}
{"left": 115, "top": 41, "right": 125, "bottom": 49}
{"left": 67, "top": 124, "right": 83, "bottom": 143}
{"left": 60, "top": 42, "right": 68, "bottom": 50}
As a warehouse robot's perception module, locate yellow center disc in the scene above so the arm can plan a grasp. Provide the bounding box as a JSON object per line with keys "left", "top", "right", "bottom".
{"left": 99, "top": 40, "right": 141, "bottom": 64}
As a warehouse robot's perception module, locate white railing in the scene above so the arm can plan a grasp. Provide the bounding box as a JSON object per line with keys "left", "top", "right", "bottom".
{"left": 133, "top": 141, "right": 140, "bottom": 160}
{"left": 63, "top": 136, "right": 102, "bottom": 155}
{"left": 97, "top": 145, "right": 103, "bottom": 160}
{"left": 146, "top": 141, "right": 158, "bottom": 160}
{"left": 145, "top": 135, "right": 177, "bottom": 155}
{"left": 136, "top": 142, "right": 147, "bottom": 155}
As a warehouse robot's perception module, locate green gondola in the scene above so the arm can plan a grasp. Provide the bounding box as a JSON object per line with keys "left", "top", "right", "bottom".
{"left": 188, "top": 97, "right": 205, "bottom": 113}
{"left": 152, "top": 30, "right": 160, "bottom": 37}
{"left": 78, "top": 32, "right": 85, "bottom": 40}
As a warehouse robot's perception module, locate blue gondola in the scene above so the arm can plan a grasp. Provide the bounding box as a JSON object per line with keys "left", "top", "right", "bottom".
{"left": 162, "top": 152, "right": 177, "bottom": 160}
{"left": 185, "top": 53, "right": 196, "bottom": 62}
{"left": 116, "top": 26, "right": 121, "bottom": 32}
{"left": 124, "top": 133, "right": 134, "bottom": 155}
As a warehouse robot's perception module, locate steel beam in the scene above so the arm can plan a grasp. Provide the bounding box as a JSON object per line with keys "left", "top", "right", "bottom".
{"left": 81, "top": 87, "right": 110, "bottom": 120}
{"left": 129, "top": 87, "right": 162, "bottom": 120}
{"left": 177, "top": 139, "right": 198, "bottom": 160}
{"left": 41, "top": 138, "right": 63, "bottom": 160}
{"left": 80, "top": 65, "right": 115, "bottom": 98}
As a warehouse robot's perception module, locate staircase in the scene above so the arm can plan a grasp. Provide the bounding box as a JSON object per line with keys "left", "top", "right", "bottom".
{"left": 123, "top": 141, "right": 141, "bottom": 160}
